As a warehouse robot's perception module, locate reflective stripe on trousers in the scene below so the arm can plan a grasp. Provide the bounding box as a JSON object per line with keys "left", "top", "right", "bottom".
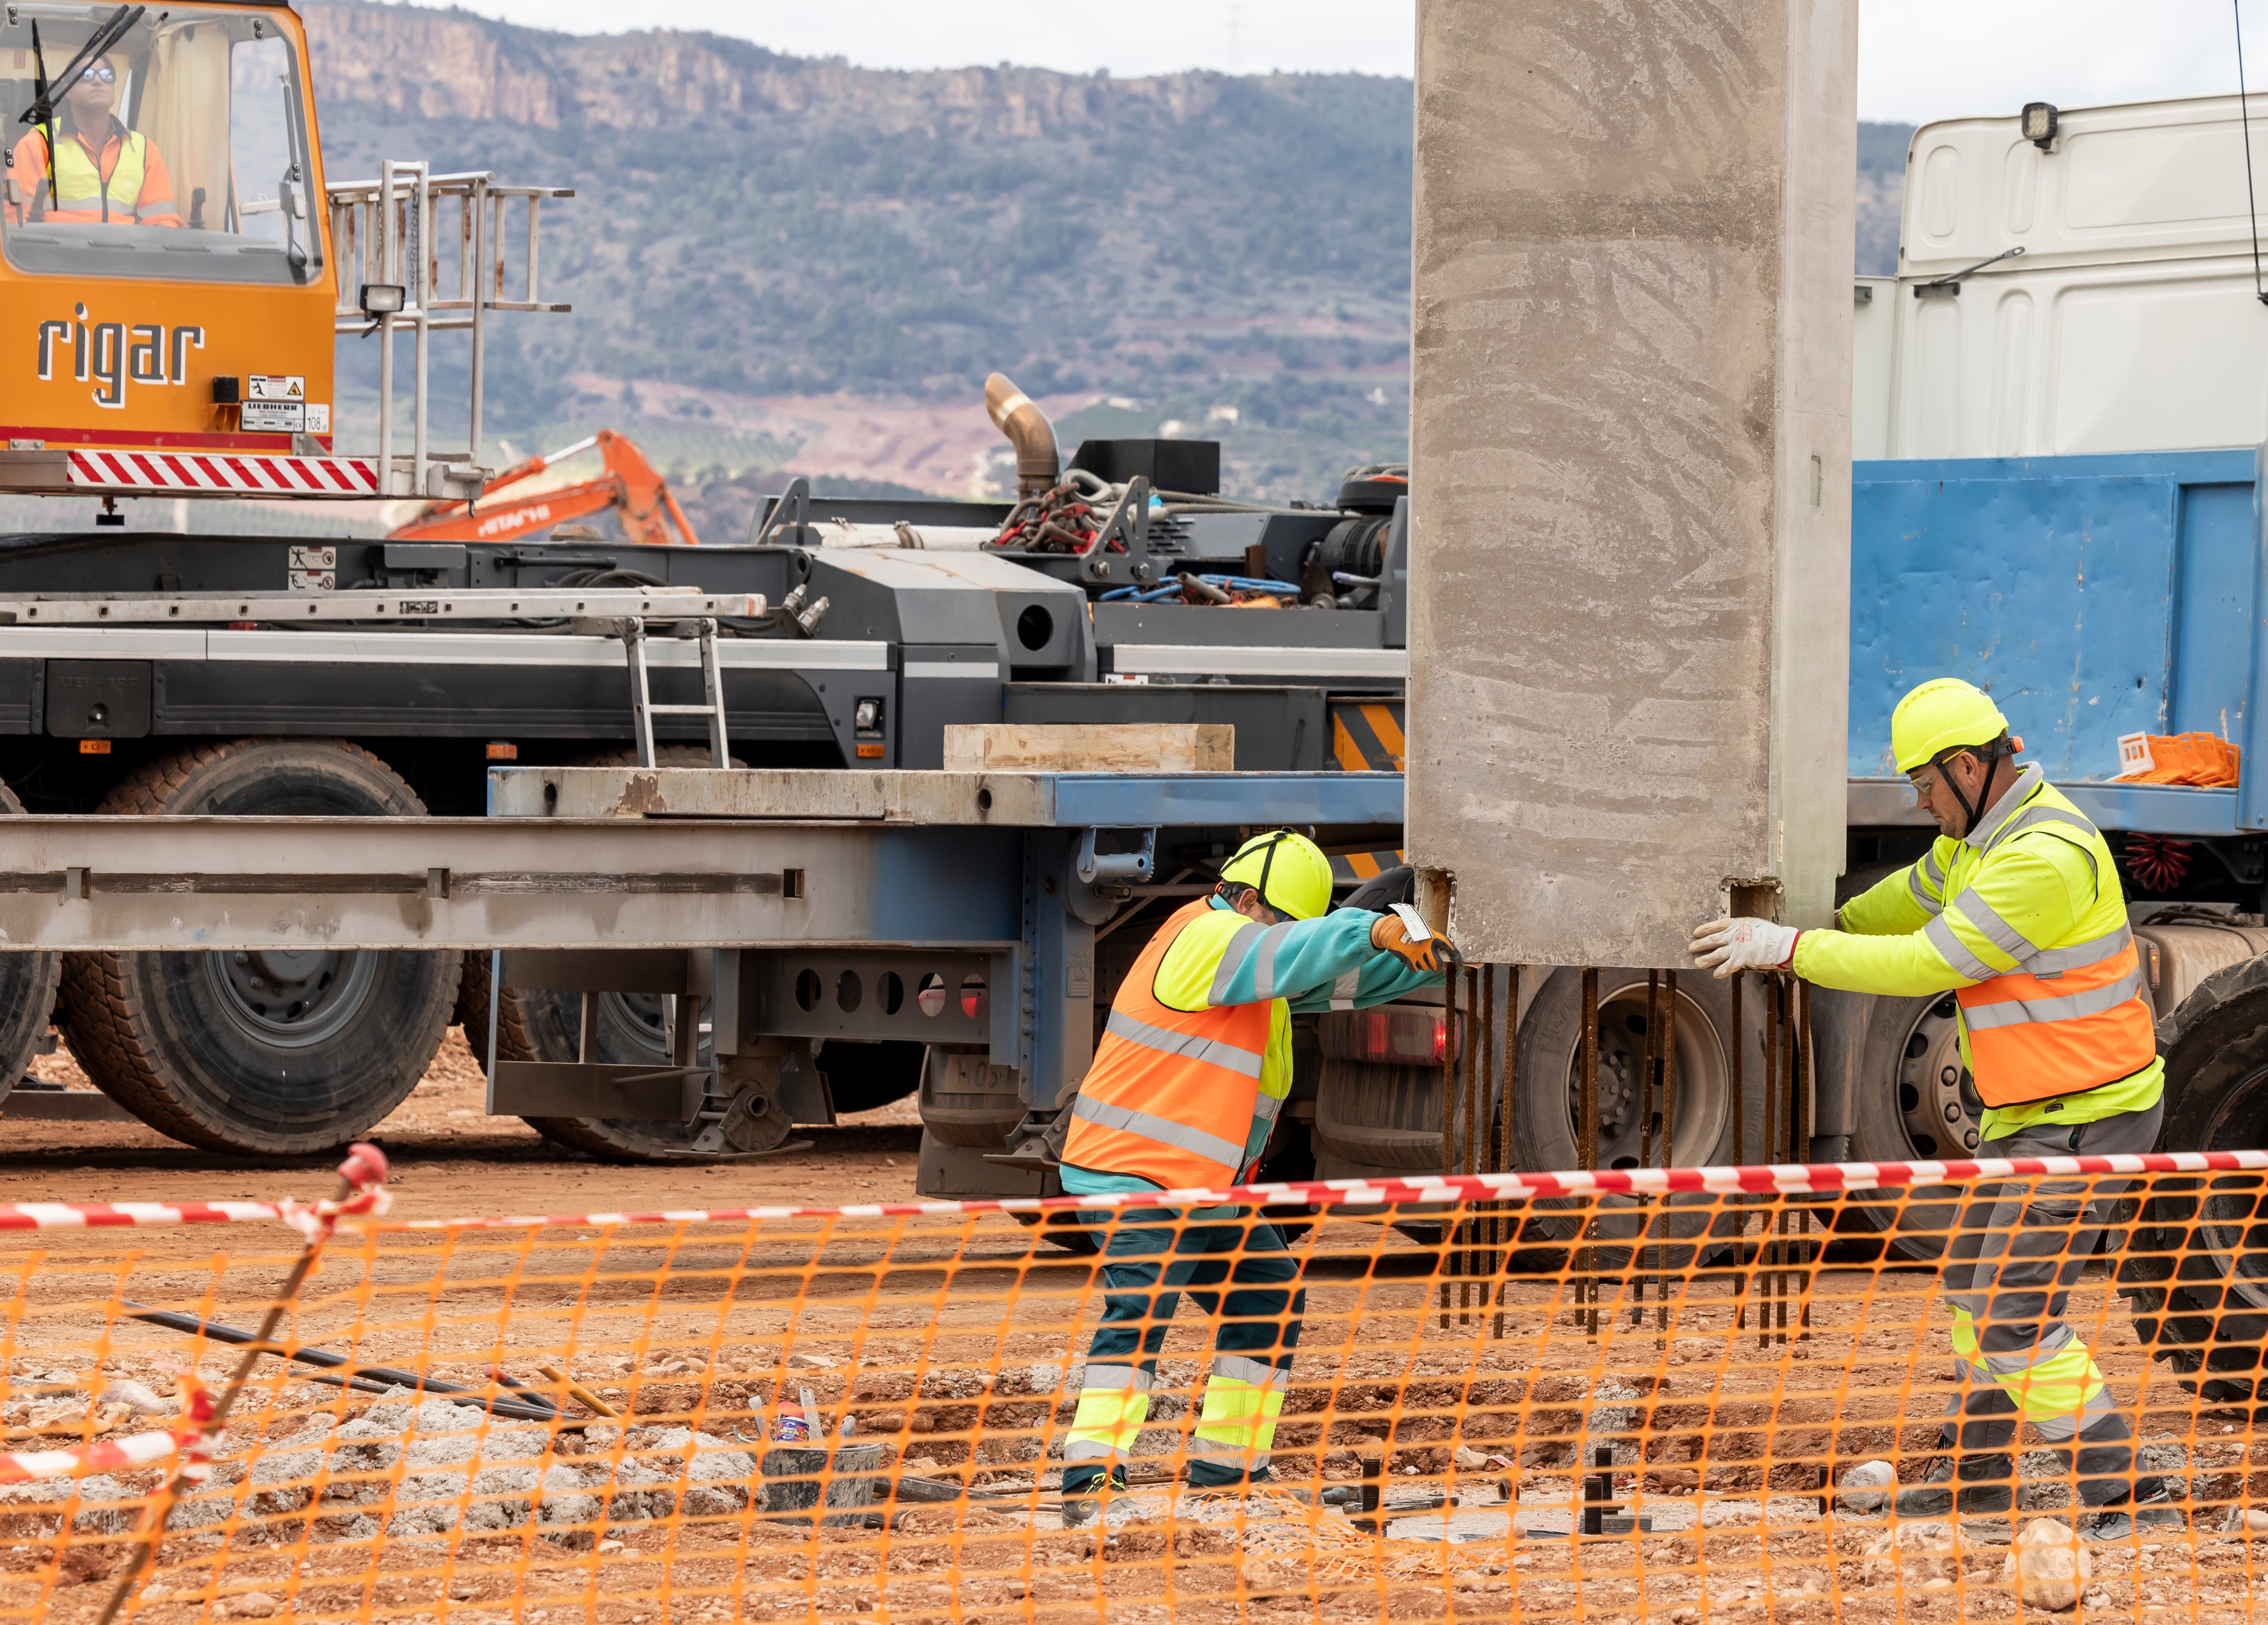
{"left": 1945, "top": 1307, "right": 2115, "bottom": 1442}
{"left": 1063, "top": 1363, "right": 1154, "bottom": 1465}
{"left": 1187, "top": 1354, "right": 1291, "bottom": 1471}
{"left": 1064, "top": 1355, "right": 1290, "bottom": 1469}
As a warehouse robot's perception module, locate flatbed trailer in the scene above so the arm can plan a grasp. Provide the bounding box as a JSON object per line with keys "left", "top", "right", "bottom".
{"left": 0, "top": 765, "right": 1402, "bottom": 1182}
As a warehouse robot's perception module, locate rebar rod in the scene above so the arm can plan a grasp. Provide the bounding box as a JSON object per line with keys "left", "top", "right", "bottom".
{"left": 1579, "top": 966, "right": 1600, "bottom": 1337}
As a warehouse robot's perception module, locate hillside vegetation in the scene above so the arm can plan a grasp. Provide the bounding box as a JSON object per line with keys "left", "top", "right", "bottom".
{"left": 303, "top": 3, "right": 1911, "bottom": 506}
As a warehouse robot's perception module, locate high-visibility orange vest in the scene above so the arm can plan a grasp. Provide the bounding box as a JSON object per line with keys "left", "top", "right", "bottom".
{"left": 1061, "top": 899, "right": 1269, "bottom": 1190}
{"left": 1927, "top": 783, "right": 2156, "bottom": 1107}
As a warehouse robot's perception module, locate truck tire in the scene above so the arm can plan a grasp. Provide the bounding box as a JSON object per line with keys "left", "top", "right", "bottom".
{"left": 0, "top": 783, "right": 60, "bottom": 1105}
{"left": 1807, "top": 860, "right": 1975, "bottom": 1262}
{"left": 1502, "top": 966, "right": 1744, "bottom": 1259}
{"left": 461, "top": 746, "right": 768, "bottom": 1162}
{"left": 1838, "top": 990, "right": 1981, "bottom": 1262}
{"left": 56, "top": 740, "right": 459, "bottom": 1156}
{"left": 1511, "top": 966, "right": 1740, "bottom": 1173}
{"left": 455, "top": 951, "right": 722, "bottom": 1162}
{"left": 2115, "top": 954, "right": 2268, "bottom": 1405}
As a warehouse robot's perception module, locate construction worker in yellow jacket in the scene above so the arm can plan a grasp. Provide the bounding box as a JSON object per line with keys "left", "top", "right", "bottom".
{"left": 1689, "top": 678, "right": 2177, "bottom": 1540}
{"left": 1055, "top": 830, "right": 1450, "bottom": 1527}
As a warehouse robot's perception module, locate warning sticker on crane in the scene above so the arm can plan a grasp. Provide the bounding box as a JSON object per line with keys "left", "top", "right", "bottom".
{"left": 244, "top": 375, "right": 307, "bottom": 433}
{"left": 288, "top": 545, "right": 336, "bottom": 592}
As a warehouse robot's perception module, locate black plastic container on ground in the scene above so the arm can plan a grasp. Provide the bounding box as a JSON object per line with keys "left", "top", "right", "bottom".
{"left": 759, "top": 1441, "right": 888, "bottom": 1524}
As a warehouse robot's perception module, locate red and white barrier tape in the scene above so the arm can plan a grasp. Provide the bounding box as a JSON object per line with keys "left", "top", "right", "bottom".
{"left": 0, "top": 1143, "right": 393, "bottom": 1237}
{"left": 0, "top": 1149, "right": 2255, "bottom": 1234}
{"left": 0, "top": 1379, "right": 215, "bottom": 1486}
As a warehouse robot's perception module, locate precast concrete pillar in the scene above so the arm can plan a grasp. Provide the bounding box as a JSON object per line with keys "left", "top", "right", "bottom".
{"left": 1407, "top": 0, "right": 1857, "bottom": 967}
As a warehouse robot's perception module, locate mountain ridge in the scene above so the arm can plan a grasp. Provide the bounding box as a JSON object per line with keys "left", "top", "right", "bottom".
{"left": 302, "top": 3, "right": 1909, "bottom": 505}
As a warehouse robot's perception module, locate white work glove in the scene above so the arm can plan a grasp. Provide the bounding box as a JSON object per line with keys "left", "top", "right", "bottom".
{"left": 1688, "top": 916, "right": 1798, "bottom": 979}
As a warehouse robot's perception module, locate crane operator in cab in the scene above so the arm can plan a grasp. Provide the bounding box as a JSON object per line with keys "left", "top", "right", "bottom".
{"left": 9, "top": 53, "right": 180, "bottom": 227}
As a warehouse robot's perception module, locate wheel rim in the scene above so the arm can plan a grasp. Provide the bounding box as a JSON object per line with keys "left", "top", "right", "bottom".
{"left": 1560, "top": 979, "right": 1730, "bottom": 1168}
{"left": 608, "top": 991, "right": 673, "bottom": 1054}
{"left": 2189, "top": 1058, "right": 2268, "bottom": 1309}
{"left": 589, "top": 992, "right": 711, "bottom": 1136}
{"left": 1891, "top": 994, "right": 1983, "bottom": 1159}
{"left": 201, "top": 948, "right": 380, "bottom": 1050}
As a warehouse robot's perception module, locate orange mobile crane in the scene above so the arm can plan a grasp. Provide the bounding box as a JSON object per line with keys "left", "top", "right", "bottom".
{"left": 386, "top": 428, "right": 701, "bottom": 546}
{"left": 0, "top": 1, "right": 565, "bottom": 510}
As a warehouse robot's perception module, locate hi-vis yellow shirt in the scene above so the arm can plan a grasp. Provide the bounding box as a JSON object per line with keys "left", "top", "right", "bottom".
{"left": 1792, "top": 766, "right": 2162, "bottom": 1139}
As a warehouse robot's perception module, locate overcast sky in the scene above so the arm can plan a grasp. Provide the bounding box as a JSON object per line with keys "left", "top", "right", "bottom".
{"left": 449, "top": 0, "right": 2262, "bottom": 128}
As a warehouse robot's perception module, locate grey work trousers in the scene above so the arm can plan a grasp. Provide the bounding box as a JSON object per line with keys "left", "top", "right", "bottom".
{"left": 1936, "top": 1097, "right": 2163, "bottom": 1505}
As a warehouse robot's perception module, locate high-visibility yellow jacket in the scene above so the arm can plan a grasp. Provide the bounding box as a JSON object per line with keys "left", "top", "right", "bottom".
{"left": 9, "top": 118, "right": 179, "bottom": 226}
{"left": 1794, "top": 766, "right": 2161, "bottom": 1131}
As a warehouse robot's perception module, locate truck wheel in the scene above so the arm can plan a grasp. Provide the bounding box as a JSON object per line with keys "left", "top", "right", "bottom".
{"left": 1839, "top": 991, "right": 1983, "bottom": 1262}
{"left": 2115, "top": 955, "right": 2268, "bottom": 1405}
{"left": 1506, "top": 967, "right": 1742, "bottom": 1259}
{"left": 462, "top": 744, "right": 768, "bottom": 1163}
{"left": 456, "top": 951, "right": 723, "bottom": 1162}
{"left": 56, "top": 740, "right": 459, "bottom": 1156}
{"left": 0, "top": 783, "right": 60, "bottom": 1105}
{"left": 1513, "top": 968, "right": 1738, "bottom": 1169}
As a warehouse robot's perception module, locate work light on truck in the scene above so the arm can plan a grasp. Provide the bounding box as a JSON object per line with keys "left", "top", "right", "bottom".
{"left": 2021, "top": 101, "right": 2058, "bottom": 147}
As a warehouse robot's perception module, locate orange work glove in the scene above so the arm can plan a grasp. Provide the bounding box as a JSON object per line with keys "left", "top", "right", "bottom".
{"left": 1371, "top": 904, "right": 1452, "bottom": 973}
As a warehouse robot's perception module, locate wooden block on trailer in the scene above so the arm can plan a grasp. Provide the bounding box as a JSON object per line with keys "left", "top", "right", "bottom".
{"left": 941, "top": 723, "right": 1233, "bottom": 773}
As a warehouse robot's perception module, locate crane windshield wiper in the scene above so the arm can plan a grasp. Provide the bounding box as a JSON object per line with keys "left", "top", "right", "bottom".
{"left": 16, "top": 4, "right": 142, "bottom": 131}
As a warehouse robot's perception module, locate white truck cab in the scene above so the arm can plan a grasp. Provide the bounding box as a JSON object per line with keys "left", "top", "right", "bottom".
{"left": 1859, "top": 93, "right": 2268, "bottom": 458}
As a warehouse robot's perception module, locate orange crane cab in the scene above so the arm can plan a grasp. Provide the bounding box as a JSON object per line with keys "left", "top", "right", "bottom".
{"left": 0, "top": 4, "right": 336, "bottom": 490}
{"left": 389, "top": 429, "right": 703, "bottom": 547}
{"left": 0, "top": 2, "right": 564, "bottom": 509}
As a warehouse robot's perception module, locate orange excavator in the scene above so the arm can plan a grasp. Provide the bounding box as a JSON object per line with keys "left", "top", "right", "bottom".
{"left": 387, "top": 428, "right": 701, "bottom": 546}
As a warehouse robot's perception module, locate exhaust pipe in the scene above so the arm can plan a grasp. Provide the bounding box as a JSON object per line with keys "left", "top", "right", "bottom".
{"left": 985, "top": 372, "right": 1059, "bottom": 497}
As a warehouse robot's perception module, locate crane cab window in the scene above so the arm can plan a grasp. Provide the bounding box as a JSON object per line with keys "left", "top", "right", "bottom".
{"left": 0, "top": 6, "right": 320, "bottom": 285}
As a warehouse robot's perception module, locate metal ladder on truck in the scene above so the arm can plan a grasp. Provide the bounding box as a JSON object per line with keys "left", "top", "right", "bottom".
{"left": 615, "top": 617, "right": 731, "bottom": 770}
{"left": 605, "top": 610, "right": 743, "bottom": 1147}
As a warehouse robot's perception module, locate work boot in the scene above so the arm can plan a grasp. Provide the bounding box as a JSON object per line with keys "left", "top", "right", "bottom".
{"left": 1059, "top": 1466, "right": 1127, "bottom": 1529}
{"left": 2082, "top": 1477, "right": 2186, "bottom": 1542}
{"left": 1893, "top": 1453, "right": 2014, "bottom": 1519}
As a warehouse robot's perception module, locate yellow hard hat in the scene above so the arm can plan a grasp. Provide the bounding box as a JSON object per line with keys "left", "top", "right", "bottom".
{"left": 1218, "top": 830, "right": 1333, "bottom": 920}
{"left": 1891, "top": 678, "right": 2011, "bottom": 773}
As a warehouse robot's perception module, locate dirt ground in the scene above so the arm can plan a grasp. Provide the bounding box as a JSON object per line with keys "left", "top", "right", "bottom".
{"left": 0, "top": 1037, "right": 2260, "bottom": 1624}
{"left": 12, "top": 1026, "right": 925, "bottom": 1220}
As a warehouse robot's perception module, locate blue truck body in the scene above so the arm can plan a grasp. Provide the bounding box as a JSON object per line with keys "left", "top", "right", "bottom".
{"left": 1850, "top": 448, "right": 2262, "bottom": 842}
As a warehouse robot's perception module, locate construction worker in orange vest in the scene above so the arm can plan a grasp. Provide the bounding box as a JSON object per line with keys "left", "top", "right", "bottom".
{"left": 1055, "top": 830, "right": 1451, "bottom": 1527}
{"left": 1689, "top": 678, "right": 2177, "bottom": 1541}
{"left": 8, "top": 54, "right": 181, "bottom": 227}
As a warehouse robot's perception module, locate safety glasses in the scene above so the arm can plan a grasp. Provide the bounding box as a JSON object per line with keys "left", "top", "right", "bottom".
{"left": 75, "top": 62, "right": 115, "bottom": 85}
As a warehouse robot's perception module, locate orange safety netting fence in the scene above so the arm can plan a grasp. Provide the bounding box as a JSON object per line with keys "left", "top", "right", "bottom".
{"left": 6, "top": 1149, "right": 2268, "bottom": 1623}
